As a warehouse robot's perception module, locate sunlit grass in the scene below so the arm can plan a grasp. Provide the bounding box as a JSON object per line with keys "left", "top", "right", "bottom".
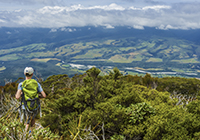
{"left": 0, "top": 66, "right": 6, "bottom": 71}
{"left": 146, "top": 58, "right": 163, "bottom": 62}
{"left": 172, "top": 58, "right": 199, "bottom": 63}
{"left": 119, "top": 47, "right": 136, "bottom": 51}
{"left": 109, "top": 55, "right": 131, "bottom": 63}
{"left": 171, "top": 69, "right": 185, "bottom": 73}
{"left": 0, "top": 54, "right": 20, "bottom": 61}
{"left": 134, "top": 67, "right": 164, "bottom": 71}
{"left": 56, "top": 63, "right": 62, "bottom": 66}
{"left": 126, "top": 71, "right": 145, "bottom": 76}
{"left": 141, "top": 41, "right": 155, "bottom": 48}
{"left": 103, "top": 40, "right": 115, "bottom": 45}
{"left": 109, "top": 54, "right": 144, "bottom": 63}
{"left": 71, "top": 69, "right": 85, "bottom": 73}
{"left": 25, "top": 51, "right": 55, "bottom": 58}
{"left": 65, "top": 50, "right": 81, "bottom": 56}
{"left": 197, "top": 70, "right": 200, "bottom": 73}
{"left": 31, "top": 58, "right": 60, "bottom": 62}
{"left": 62, "top": 64, "right": 70, "bottom": 67}
{"left": 0, "top": 43, "right": 46, "bottom": 56}
{"left": 71, "top": 59, "right": 107, "bottom": 62}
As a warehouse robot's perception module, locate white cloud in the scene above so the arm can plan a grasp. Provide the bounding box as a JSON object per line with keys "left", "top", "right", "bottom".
{"left": 60, "top": 27, "right": 76, "bottom": 32}
{"left": 14, "top": 9, "right": 22, "bottom": 12}
{"left": 6, "top": 31, "right": 11, "bottom": 34}
{"left": 104, "top": 24, "right": 115, "bottom": 29}
{"left": 38, "top": 3, "right": 125, "bottom": 14}
{"left": 133, "top": 25, "right": 144, "bottom": 29}
{"left": 0, "top": 19, "right": 6, "bottom": 23}
{"left": 0, "top": 2, "right": 200, "bottom": 30}
{"left": 88, "top": 3, "right": 125, "bottom": 11}
{"left": 142, "top": 5, "right": 171, "bottom": 11}
{"left": 50, "top": 28, "right": 57, "bottom": 32}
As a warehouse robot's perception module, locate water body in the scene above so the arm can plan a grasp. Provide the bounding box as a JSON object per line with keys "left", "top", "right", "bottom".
{"left": 69, "top": 63, "right": 198, "bottom": 76}
{"left": 125, "top": 67, "right": 197, "bottom": 76}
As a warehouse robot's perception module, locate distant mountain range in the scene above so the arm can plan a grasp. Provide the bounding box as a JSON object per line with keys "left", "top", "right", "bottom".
{"left": 0, "top": 26, "right": 200, "bottom": 85}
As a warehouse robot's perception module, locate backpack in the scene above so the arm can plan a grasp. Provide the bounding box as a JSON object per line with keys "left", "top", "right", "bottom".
{"left": 21, "top": 79, "right": 40, "bottom": 113}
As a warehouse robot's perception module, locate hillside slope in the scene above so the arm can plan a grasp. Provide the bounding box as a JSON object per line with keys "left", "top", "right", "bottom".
{"left": 0, "top": 26, "right": 200, "bottom": 85}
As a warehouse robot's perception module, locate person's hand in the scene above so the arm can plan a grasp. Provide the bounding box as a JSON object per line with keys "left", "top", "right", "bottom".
{"left": 38, "top": 94, "right": 43, "bottom": 98}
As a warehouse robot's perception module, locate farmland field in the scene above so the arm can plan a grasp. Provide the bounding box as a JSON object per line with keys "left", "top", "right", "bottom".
{"left": 0, "top": 26, "right": 200, "bottom": 85}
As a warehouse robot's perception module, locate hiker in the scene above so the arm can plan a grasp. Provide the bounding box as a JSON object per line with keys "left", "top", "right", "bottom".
{"left": 15, "top": 67, "right": 46, "bottom": 131}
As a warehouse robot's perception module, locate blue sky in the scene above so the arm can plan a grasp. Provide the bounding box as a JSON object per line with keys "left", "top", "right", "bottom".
{"left": 0, "top": 0, "right": 200, "bottom": 29}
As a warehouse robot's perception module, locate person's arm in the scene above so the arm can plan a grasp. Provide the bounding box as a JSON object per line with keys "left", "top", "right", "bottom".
{"left": 15, "top": 83, "right": 22, "bottom": 99}
{"left": 15, "top": 89, "right": 22, "bottom": 99}
{"left": 37, "top": 82, "right": 46, "bottom": 98}
{"left": 40, "top": 91, "right": 46, "bottom": 98}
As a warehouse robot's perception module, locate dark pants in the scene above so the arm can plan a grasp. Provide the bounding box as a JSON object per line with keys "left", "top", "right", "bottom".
{"left": 20, "top": 108, "right": 39, "bottom": 125}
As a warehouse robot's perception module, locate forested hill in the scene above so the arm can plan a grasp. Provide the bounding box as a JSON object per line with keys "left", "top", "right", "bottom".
{"left": 1, "top": 67, "right": 200, "bottom": 139}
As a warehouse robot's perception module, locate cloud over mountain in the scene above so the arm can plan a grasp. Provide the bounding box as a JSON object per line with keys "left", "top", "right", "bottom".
{"left": 0, "top": 2, "right": 200, "bottom": 29}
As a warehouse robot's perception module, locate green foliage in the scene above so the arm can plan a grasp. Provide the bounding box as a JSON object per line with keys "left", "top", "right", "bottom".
{"left": 0, "top": 112, "right": 29, "bottom": 140}
{"left": 143, "top": 106, "right": 200, "bottom": 140}
{"left": 109, "top": 67, "right": 123, "bottom": 81}
{"left": 156, "top": 77, "right": 200, "bottom": 96}
{"left": 2, "top": 67, "right": 200, "bottom": 139}
{"left": 0, "top": 97, "right": 61, "bottom": 140}
{"left": 0, "top": 114, "right": 61, "bottom": 140}
{"left": 110, "top": 134, "right": 125, "bottom": 140}
{"left": 2, "top": 82, "right": 18, "bottom": 96}
{"left": 42, "top": 74, "right": 70, "bottom": 96}
{"left": 186, "top": 99, "right": 200, "bottom": 115}
{"left": 31, "top": 127, "right": 61, "bottom": 140}
{"left": 40, "top": 113, "right": 61, "bottom": 132}
{"left": 125, "top": 102, "right": 156, "bottom": 124}
{"left": 39, "top": 68, "right": 200, "bottom": 139}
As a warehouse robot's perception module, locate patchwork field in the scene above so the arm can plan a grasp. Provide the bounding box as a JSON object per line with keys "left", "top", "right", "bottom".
{"left": 0, "top": 35, "right": 200, "bottom": 85}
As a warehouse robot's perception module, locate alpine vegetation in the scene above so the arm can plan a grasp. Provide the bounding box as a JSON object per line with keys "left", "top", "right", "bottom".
{"left": 1, "top": 67, "right": 200, "bottom": 139}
